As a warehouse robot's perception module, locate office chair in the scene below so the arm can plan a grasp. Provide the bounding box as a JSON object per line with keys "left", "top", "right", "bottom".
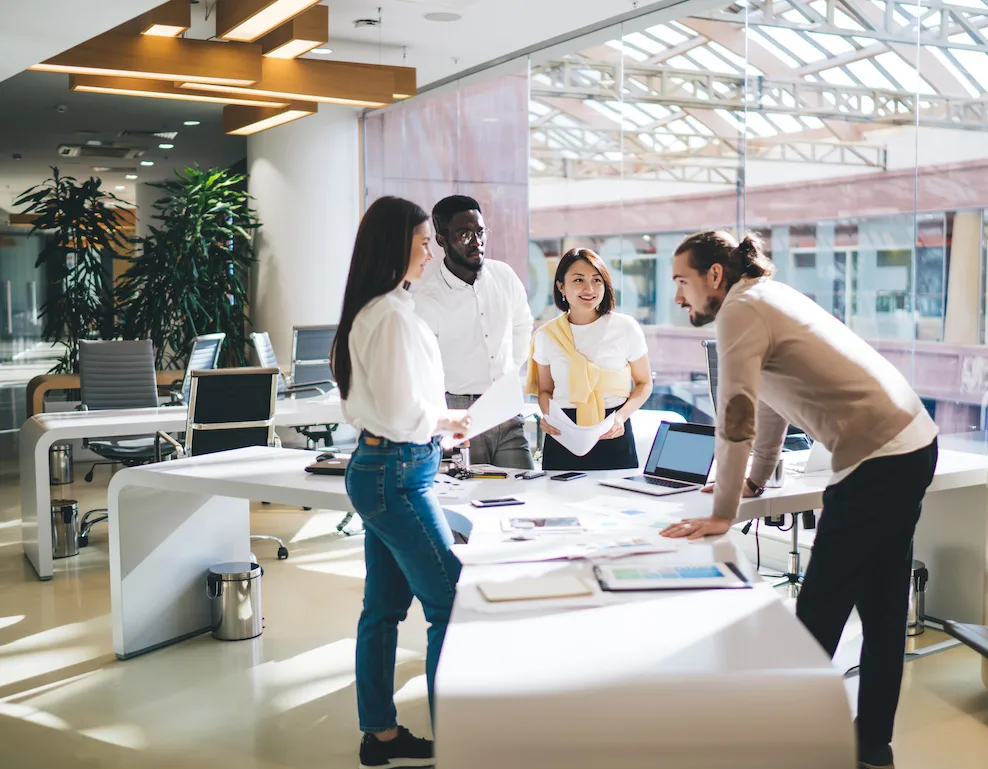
{"left": 702, "top": 339, "right": 813, "bottom": 595}
{"left": 154, "top": 367, "right": 290, "bottom": 560}
{"left": 77, "top": 339, "right": 178, "bottom": 546}
{"left": 251, "top": 328, "right": 342, "bottom": 449}
{"left": 168, "top": 332, "right": 225, "bottom": 405}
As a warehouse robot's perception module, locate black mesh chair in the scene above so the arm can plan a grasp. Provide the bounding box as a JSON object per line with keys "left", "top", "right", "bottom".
{"left": 702, "top": 339, "right": 813, "bottom": 594}
{"left": 169, "top": 333, "right": 225, "bottom": 405}
{"left": 251, "top": 327, "right": 341, "bottom": 449}
{"left": 77, "top": 339, "right": 177, "bottom": 545}
{"left": 154, "top": 367, "right": 290, "bottom": 560}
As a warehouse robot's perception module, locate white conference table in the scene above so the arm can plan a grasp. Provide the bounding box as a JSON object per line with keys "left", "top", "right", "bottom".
{"left": 18, "top": 395, "right": 345, "bottom": 580}
{"left": 105, "top": 444, "right": 858, "bottom": 768}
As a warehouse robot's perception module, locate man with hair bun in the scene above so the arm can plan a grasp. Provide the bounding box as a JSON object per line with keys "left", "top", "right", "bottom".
{"left": 662, "top": 230, "right": 938, "bottom": 769}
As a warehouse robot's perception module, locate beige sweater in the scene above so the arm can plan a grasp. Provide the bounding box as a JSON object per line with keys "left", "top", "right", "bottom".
{"left": 712, "top": 277, "right": 934, "bottom": 521}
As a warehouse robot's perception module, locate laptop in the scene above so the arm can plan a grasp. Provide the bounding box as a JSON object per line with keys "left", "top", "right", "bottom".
{"left": 599, "top": 422, "right": 716, "bottom": 497}
{"left": 803, "top": 440, "right": 832, "bottom": 474}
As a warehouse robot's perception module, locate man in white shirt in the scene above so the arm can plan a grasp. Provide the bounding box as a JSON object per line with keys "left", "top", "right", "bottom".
{"left": 415, "top": 195, "right": 535, "bottom": 469}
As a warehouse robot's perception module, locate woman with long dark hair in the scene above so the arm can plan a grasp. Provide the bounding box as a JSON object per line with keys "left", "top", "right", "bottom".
{"left": 332, "top": 196, "right": 471, "bottom": 769}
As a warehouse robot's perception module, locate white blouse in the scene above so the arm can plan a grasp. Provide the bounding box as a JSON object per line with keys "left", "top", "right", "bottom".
{"left": 532, "top": 311, "right": 649, "bottom": 410}
{"left": 341, "top": 286, "right": 447, "bottom": 445}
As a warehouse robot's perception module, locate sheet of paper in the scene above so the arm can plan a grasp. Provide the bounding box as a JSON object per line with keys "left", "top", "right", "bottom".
{"left": 453, "top": 533, "right": 681, "bottom": 566}
{"left": 441, "top": 374, "right": 525, "bottom": 450}
{"left": 547, "top": 402, "right": 614, "bottom": 456}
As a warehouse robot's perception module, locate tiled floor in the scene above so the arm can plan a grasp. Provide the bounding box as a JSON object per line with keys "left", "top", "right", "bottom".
{"left": 0, "top": 437, "right": 986, "bottom": 768}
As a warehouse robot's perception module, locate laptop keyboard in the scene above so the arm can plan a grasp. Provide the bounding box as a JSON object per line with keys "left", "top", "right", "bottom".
{"left": 631, "top": 476, "right": 690, "bottom": 489}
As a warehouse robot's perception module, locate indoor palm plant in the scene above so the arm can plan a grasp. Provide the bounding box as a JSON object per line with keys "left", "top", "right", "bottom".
{"left": 116, "top": 166, "right": 260, "bottom": 369}
{"left": 15, "top": 168, "right": 128, "bottom": 373}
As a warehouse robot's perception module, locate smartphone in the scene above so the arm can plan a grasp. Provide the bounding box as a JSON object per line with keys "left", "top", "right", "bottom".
{"left": 550, "top": 471, "right": 588, "bottom": 482}
{"left": 515, "top": 470, "right": 547, "bottom": 480}
{"left": 470, "top": 497, "right": 525, "bottom": 508}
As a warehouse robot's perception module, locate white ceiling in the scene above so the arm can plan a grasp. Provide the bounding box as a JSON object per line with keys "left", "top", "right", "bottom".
{"left": 0, "top": 0, "right": 705, "bottom": 212}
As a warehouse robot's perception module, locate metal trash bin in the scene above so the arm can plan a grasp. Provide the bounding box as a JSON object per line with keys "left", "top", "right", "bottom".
{"left": 51, "top": 499, "right": 79, "bottom": 559}
{"left": 49, "top": 444, "right": 74, "bottom": 485}
{"left": 206, "top": 561, "right": 264, "bottom": 641}
{"left": 907, "top": 559, "right": 928, "bottom": 636}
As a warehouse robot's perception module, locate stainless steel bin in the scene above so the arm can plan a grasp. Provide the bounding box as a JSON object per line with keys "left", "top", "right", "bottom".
{"left": 206, "top": 561, "right": 264, "bottom": 641}
{"left": 49, "top": 444, "right": 74, "bottom": 485}
{"left": 51, "top": 499, "right": 79, "bottom": 559}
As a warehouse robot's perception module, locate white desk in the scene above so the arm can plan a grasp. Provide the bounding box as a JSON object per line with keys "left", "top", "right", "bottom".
{"left": 19, "top": 395, "right": 345, "bottom": 580}
{"left": 105, "top": 445, "right": 857, "bottom": 768}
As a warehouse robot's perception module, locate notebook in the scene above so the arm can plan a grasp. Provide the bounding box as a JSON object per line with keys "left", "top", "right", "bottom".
{"left": 477, "top": 575, "right": 594, "bottom": 602}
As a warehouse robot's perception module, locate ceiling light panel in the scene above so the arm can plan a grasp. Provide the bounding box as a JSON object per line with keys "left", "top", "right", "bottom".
{"left": 113, "top": 0, "right": 191, "bottom": 37}
{"left": 183, "top": 57, "right": 396, "bottom": 108}
{"left": 259, "top": 4, "right": 328, "bottom": 59}
{"left": 223, "top": 101, "right": 317, "bottom": 135}
{"left": 217, "top": 0, "right": 322, "bottom": 43}
{"left": 32, "top": 33, "right": 262, "bottom": 86}
{"left": 70, "top": 75, "right": 288, "bottom": 108}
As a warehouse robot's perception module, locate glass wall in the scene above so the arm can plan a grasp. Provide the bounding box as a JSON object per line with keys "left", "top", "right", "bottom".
{"left": 363, "top": 0, "right": 988, "bottom": 444}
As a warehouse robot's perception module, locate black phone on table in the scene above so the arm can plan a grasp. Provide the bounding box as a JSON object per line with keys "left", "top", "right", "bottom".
{"left": 470, "top": 497, "right": 525, "bottom": 508}
{"left": 550, "top": 471, "right": 587, "bottom": 482}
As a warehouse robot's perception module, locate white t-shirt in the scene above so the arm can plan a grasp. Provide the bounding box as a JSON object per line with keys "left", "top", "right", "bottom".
{"left": 532, "top": 312, "right": 648, "bottom": 410}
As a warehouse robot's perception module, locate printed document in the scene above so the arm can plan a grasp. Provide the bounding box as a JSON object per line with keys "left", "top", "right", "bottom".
{"left": 442, "top": 373, "right": 525, "bottom": 449}
{"left": 547, "top": 402, "right": 614, "bottom": 456}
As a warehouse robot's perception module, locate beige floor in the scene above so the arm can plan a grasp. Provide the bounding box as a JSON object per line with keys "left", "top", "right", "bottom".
{"left": 0, "top": 448, "right": 986, "bottom": 768}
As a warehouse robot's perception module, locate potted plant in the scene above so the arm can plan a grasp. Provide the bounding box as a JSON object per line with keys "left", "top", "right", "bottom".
{"left": 116, "top": 166, "right": 260, "bottom": 368}
{"left": 14, "top": 167, "right": 128, "bottom": 373}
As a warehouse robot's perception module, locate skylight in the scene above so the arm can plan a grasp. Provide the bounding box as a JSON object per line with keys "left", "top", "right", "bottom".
{"left": 646, "top": 24, "right": 688, "bottom": 46}
{"left": 549, "top": 114, "right": 581, "bottom": 128}
{"left": 747, "top": 28, "right": 802, "bottom": 69}
{"left": 925, "top": 46, "right": 981, "bottom": 97}
{"left": 818, "top": 67, "right": 857, "bottom": 86}
{"left": 745, "top": 112, "right": 780, "bottom": 137}
{"left": 667, "top": 55, "right": 702, "bottom": 70}
{"left": 529, "top": 101, "right": 551, "bottom": 116}
{"left": 623, "top": 31, "right": 665, "bottom": 55}
{"left": 762, "top": 27, "right": 827, "bottom": 63}
{"left": 805, "top": 32, "right": 855, "bottom": 55}
{"left": 715, "top": 108, "right": 745, "bottom": 131}
{"left": 690, "top": 46, "right": 740, "bottom": 74}
{"left": 605, "top": 40, "right": 648, "bottom": 62}
{"left": 766, "top": 112, "right": 805, "bottom": 133}
{"left": 873, "top": 51, "right": 936, "bottom": 94}
{"left": 949, "top": 49, "right": 988, "bottom": 90}
{"left": 638, "top": 103, "right": 673, "bottom": 120}
{"left": 846, "top": 59, "right": 898, "bottom": 90}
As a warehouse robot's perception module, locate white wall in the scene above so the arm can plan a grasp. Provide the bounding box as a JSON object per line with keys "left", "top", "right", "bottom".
{"left": 247, "top": 106, "right": 362, "bottom": 364}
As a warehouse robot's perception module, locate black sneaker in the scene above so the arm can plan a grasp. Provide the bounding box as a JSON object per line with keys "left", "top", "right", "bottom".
{"left": 359, "top": 726, "right": 434, "bottom": 768}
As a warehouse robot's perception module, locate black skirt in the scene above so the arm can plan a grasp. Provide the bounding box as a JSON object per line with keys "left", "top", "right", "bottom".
{"left": 542, "top": 404, "right": 638, "bottom": 471}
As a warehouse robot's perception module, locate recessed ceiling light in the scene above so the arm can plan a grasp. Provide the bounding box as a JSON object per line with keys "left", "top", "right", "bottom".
{"left": 86, "top": 139, "right": 103, "bottom": 146}
{"left": 424, "top": 12, "right": 461, "bottom": 21}
{"left": 140, "top": 160, "right": 155, "bottom": 166}
{"left": 115, "top": 185, "right": 126, "bottom": 190}
{"left": 183, "top": 120, "right": 201, "bottom": 126}
{"left": 158, "top": 143, "right": 175, "bottom": 149}
{"left": 125, "top": 173, "right": 138, "bottom": 179}
{"left": 311, "top": 48, "right": 332, "bottom": 55}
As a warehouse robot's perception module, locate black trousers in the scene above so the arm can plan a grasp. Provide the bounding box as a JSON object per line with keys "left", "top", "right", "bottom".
{"left": 796, "top": 438, "right": 937, "bottom": 758}
{"left": 541, "top": 404, "right": 637, "bottom": 471}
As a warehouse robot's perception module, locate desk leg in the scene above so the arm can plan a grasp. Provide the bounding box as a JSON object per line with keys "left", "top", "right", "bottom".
{"left": 20, "top": 420, "right": 54, "bottom": 580}
{"left": 109, "top": 484, "right": 251, "bottom": 659}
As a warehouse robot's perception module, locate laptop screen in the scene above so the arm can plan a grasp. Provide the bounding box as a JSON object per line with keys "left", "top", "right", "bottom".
{"left": 644, "top": 422, "right": 716, "bottom": 484}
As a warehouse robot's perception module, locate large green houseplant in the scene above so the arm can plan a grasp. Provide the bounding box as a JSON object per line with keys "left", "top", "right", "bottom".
{"left": 15, "top": 168, "right": 128, "bottom": 373}
{"left": 116, "top": 166, "right": 260, "bottom": 369}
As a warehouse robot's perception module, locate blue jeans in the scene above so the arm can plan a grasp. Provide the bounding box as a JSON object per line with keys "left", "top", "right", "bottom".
{"left": 345, "top": 434, "right": 462, "bottom": 733}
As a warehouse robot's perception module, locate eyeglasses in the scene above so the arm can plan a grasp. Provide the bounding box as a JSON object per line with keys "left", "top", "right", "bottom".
{"left": 448, "top": 227, "right": 490, "bottom": 246}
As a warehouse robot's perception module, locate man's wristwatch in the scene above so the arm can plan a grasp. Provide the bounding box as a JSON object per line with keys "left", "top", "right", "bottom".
{"left": 745, "top": 477, "right": 765, "bottom": 497}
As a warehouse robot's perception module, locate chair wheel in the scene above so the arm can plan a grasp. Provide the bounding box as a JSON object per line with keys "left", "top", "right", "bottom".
{"left": 277, "top": 547, "right": 289, "bottom": 560}
{"left": 84, "top": 471, "right": 94, "bottom": 483}
{"left": 261, "top": 501, "right": 270, "bottom": 505}
{"left": 303, "top": 506, "right": 312, "bottom": 511}
{"left": 79, "top": 534, "right": 89, "bottom": 547}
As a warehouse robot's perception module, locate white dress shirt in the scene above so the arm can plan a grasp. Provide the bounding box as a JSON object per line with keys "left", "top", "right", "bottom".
{"left": 532, "top": 312, "right": 648, "bottom": 410}
{"left": 415, "top": 258, "right": 533, "bottom": 395}
{"left": 341, "top": 286, "right": 447, "bottom": 445}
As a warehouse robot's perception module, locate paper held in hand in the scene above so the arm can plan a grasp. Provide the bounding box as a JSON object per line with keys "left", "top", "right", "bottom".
{"left": 441, "top": 373, "right": 526, "bottom": 450}
{"left": 546, "top": 402, "right": 614, "bottom": 456}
